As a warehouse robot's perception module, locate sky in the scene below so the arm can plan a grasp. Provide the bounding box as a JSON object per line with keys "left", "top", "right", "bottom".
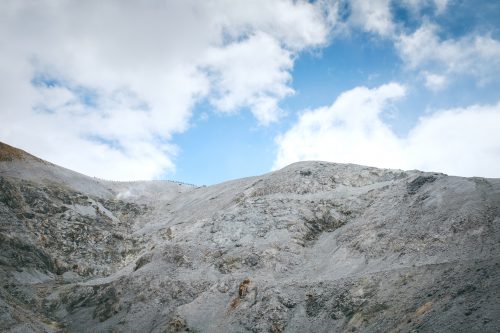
{"left": 1, "top": 0, "right": 499, "bottom": 185}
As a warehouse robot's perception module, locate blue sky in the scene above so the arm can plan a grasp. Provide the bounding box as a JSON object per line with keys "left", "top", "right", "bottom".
{"left": 1, "top": 1, "right": 500, "bottom": 184}
{"left": 172, "top": 33, "right": 404, "bottom": 184}
{"left": 173, "top": 0, "right": 500, "bottom": 184}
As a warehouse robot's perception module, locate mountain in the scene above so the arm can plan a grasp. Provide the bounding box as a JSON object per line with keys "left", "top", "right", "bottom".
{"left": 0, "top": 141, "right": 499, "bottom": 333}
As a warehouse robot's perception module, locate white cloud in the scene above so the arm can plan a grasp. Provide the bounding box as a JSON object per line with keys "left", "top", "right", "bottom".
{"left": 347, "top": 0, "right": 395, "bottom": 36}
{"left": 274, "top": 83, "right": 407, "bottom": 169}
{"left": 274, "top": 83, "right": 500, "bottom": 178}
{"left": 406, "top": 103, "right": 500, "bottom": 177}
{"left": 202, "top": 32, "right": 294, "bottom": 124}
{"left": 433, "top": 0, "right": 449, "bottom": 14}
{"left": 0, "top": 0, "right": 329, "bottom": 180}
{"left": 423, "top": 72, "right": 447, "bottom": 91}
{"left": 397, "top": 22, "right": 500, "bottom": 87}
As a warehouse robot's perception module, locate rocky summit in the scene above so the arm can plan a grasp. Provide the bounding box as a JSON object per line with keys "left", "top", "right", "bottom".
{"left": 0, "top": 141, "right": 499, "bottom": 333}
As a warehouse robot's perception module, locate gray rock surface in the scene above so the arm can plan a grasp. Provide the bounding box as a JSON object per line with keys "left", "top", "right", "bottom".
{"left": 0, "top": 141, "right": 499, "bottom": 332}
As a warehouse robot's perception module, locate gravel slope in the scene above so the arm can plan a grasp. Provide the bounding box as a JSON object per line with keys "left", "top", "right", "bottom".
{"left": 0, "top": 142, "right": 499, "bottom": 333}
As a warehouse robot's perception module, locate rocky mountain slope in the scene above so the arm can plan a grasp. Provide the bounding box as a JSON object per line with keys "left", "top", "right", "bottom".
{"left": 0, "top": 141, "right": 499, "bottom": 332}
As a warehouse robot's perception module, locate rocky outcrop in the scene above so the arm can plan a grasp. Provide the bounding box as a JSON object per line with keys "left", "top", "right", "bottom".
{"left": 0, "top": 142, "right": 499, "bottom": 332}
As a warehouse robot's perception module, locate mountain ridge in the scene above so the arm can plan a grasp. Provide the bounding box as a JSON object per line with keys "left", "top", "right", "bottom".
{"left": 0, "top": 142, "right": 48, "bottom": 163}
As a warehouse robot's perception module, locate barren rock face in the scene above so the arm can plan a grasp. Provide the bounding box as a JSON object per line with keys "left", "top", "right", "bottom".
{"left": 0, "top": 142, "right": 499, "bottom": 333}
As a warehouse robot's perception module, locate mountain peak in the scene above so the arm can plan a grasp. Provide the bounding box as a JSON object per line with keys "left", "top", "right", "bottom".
{"left": 0, "top": 141, "right": 43, "bottom": 163}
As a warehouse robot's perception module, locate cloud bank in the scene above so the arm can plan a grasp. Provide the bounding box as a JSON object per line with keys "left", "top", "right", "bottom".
{"left": 397, "top": 22, "right": 500, "bottom": 88}
{"left": 274, "top": 83, "right": 500, "bottom": 178}
{"left": 0, "top": 0, "right": 328, "bottom": 180}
